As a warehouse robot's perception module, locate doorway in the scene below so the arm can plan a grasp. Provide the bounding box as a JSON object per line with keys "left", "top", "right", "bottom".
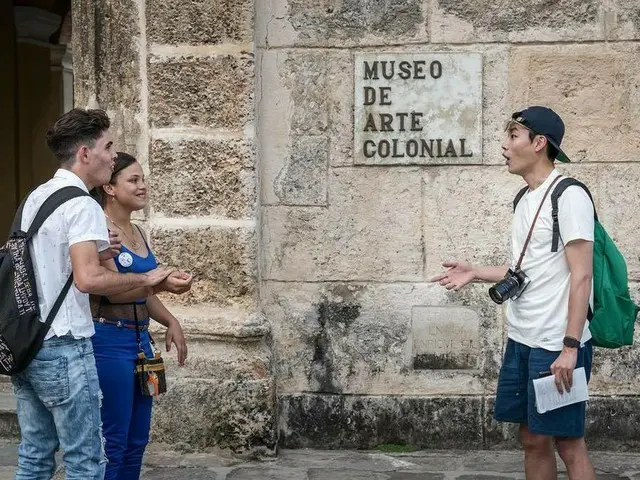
{"left": 0, "top": 0, "right": 73, "bottom": 235}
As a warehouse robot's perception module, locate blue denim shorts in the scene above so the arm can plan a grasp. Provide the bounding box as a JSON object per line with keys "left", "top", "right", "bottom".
{"left": 494, "top": 338, "right": 593, "bottom": 438}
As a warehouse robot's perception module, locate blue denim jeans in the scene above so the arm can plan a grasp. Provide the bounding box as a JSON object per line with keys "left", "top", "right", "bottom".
{"left": 92, "top": 320, "right": 154, "bottom": 480}
{"left": 11, "top": 335, "right": 106, "bottom": 480}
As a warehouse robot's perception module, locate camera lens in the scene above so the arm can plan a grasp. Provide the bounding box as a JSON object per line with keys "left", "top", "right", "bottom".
{"left": 488, "top": 276, "right": 520, "bottom": 304}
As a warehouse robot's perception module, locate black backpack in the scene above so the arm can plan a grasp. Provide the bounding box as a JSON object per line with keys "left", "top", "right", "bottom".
{"left": 0, "top": 186, "right": 89, "bottom": 375}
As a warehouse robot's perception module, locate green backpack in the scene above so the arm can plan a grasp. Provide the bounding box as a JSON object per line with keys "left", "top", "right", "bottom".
{"left": 513, "top": 178, "right": 639, "bottom": 348}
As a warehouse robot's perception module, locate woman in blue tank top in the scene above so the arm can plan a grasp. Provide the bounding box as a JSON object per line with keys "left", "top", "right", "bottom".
{"left": 90, "top": 153, "right": 192, "bottom": 480}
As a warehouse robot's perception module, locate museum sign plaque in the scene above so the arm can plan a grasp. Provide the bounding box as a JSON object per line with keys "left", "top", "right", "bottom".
{"left": 354, "top": 53, "right": 483, "bottom": 165}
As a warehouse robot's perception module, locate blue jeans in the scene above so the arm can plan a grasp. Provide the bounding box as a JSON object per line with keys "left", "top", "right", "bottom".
{"left": 11, "top": 335, "right": 106, "bottom": 480}
{"left": 92, "top": 320, "right": 153, "bottom": 480}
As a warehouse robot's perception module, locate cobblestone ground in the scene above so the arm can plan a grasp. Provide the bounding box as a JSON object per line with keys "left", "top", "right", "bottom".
{"left": 1, "top": 441, "right": 639, "bottom": 479}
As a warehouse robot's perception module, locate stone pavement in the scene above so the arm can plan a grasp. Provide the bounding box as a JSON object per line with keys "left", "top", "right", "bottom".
{"left": 0, "top": 441, "right": 640, "bottom": 479}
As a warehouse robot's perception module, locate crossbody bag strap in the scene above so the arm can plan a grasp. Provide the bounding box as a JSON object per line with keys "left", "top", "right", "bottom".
{"left": 133, "top": 302, "right": 156, "bottom": 353}
{"left": 134, "top": 302, "right": 142, "bottom": 348}
{"left": 514, "top": 175, "right": 563, "bottom": 271}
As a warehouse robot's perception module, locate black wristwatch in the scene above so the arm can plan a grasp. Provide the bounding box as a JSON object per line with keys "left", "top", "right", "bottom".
{"left": 563, "top": 336, "right": 580, "bottom": 349}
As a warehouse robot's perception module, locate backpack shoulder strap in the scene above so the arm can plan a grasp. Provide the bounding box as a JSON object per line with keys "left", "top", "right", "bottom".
{"left": 8, "top": 187, "right": 38, "bottom": 236}
{"left": 28, "top": 186, "right": 90, "bottom": 331}
{"left": 25, "top": 186, "right": 90, "bottom": 239}
{"left": 513, "top": 186, "right": 529, "bottom": 212}
{"left": 550, "top": 177, "right": 597, "bottom": 252}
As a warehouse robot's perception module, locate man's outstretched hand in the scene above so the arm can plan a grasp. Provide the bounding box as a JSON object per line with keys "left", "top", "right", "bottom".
{"left": 429, "top": 260, "right": 475, "bottom": 291}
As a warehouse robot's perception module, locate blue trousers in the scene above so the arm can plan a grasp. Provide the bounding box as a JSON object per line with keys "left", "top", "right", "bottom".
{"left": 12, "top": 335, "right": 106, "bottom": 480}
{"left": 92, "top": 320, "right": 154, "bottom": 480}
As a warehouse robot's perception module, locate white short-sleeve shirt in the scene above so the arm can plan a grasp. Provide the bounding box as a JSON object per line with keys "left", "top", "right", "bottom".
{"left": 506, "top": 169, "right": 594, "bottom": 351}
{"left": 21, "top": 169, "right": 110, "bottom": 340}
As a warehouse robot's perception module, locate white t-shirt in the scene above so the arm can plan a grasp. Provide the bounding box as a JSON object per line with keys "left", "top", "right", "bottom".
{"left": 506, "top": 169, "right": 594, "bottom": 351}
{"left": 21, "top": 169, "right": 110, "bottom": 340}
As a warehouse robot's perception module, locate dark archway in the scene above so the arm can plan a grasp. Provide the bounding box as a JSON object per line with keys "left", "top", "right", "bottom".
{"left": 0, "top": 0, "right": 72, "bottom": 235}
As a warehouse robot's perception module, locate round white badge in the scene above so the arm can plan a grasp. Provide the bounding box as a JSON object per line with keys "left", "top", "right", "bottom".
{"left": 118, "top": 252, "right": 133, "bottom": 268}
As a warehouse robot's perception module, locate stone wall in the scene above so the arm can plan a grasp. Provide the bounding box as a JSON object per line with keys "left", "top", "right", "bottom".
{"left": 73, "top": 0, "right": 275, "bottom": 454}
{"left": 73, "top": 0, "right": 640, "bottom": 452}
{"left": 257, "top": 0, "right": 640, "bottom": 450}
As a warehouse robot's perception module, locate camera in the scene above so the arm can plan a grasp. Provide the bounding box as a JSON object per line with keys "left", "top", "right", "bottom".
{"left": 488, "top": 268, "right": 530, "bottom": 304}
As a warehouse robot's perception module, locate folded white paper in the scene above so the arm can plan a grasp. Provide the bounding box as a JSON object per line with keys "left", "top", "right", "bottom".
{"left": 532, "top": 367, "right": 589, "bottom": 414}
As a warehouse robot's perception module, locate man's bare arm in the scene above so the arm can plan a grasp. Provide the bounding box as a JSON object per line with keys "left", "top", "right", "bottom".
{"left": 430, "top": 260, "right": 508, "bottom": 290}
{"left": 564, "top": 239, "right": 593, "bottom": 342}
{"left": 70, "top": 241, "right": 169, "bottom": 296}
{"left": 549, "top": 238, "right": 593, "bottom": 393}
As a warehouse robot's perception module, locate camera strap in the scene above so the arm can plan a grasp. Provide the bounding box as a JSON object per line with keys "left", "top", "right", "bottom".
{"left": 514, "top": 174, "right": 562, "bottom": 271}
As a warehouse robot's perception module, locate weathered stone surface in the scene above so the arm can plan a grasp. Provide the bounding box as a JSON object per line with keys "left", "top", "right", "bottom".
{"left": 152, "top": 378, "right": 275, "bottom": 452}
{"left": 262, "top": 167, "right": 422, "bottom": 281}
{"left": 423, "top": 166, "right": 521, "bottom": 271}
{"left": 412, "top": 306, "right": 480, "bottom": 370}
{"left": 158, "top": 338, "right": 270, "bottom": 381}
{"left": 0, "top": 413, "right": 19, "bottom": 441}
{"left": 281, "top": 53, "right": 329, "bottom": 137}
{"left": 149, "top": 138, "right": 255, "bottom": 218}
{"left": 475, "top": 44, "right": 511, "bottom": 167}
{"left": 388, "top": 475, "right": 445, "bottom": 480}
{"left": 151, "top": 303, "right": 270, "bottom": 340}
{"left": 605, "top": 0, "right": 640, "bottom": 40}
{"left": 586, "top": 397, "right": 640, "bottom": 450}
{"left": 273, "top": 135, "right": 328, "bottom": 205}
{"left": 459, "top": 448, "right": 525, "bottom": 473}
{"left": 151, "top": 226, "right": 256, "bottom": 305}
{"left": 258, "top": 50, "right": 352, "bottom": 207}
{"left": 263, "top": 282, "right": 500, "bottom": 396}
{"left": 148, "top": 54, "right": 253, "bottom": 129}
{"left": 141, "top": 468, "right": 217, "bottom": 480}
{"left": 431, "top": 0, "right": 603, "bottom": 43}
{"left": 227, "top": 467, "right": 307, "bottom": 479}
{"left": 146, "top": 0, "right": 253, "bottom": 45}
{"left": 508, "top": 43, "right": 640, "bottom": 164}
{"left": 594, "top": 163, "right": 640, "bottom": 279}
{"left": 278, "top": 393, "right": 483, "bottom": 449}
{"left": 455, "top": 476, "right": 510, "bottom": 480}
{"left": 309, "top": 471, "right": 390, "bottom": 480}
{"left": 256, "top": 0, "right": 427, "bottom": 48}
{"left": 72, "top": 0, "right": 142, "bottom": 153}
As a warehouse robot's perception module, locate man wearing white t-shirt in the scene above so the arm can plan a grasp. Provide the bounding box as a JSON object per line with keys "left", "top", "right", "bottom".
{"left": 12, "top": 109, "right": 174, "bottom": 479}
{"left": 432, "top": 106, "right": 596, "bottom": 480}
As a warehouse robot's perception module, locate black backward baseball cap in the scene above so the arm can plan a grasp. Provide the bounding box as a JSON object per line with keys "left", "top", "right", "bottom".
{"left": 510, "top": 106, "right": 570, "bottom": 163}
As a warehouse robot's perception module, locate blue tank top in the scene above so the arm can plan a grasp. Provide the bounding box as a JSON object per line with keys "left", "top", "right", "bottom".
{"left": 113, "top": 225, "right": 158, "bottom": 275}
{"left": 113, "top": 225, "right": 158, "bottom": 305}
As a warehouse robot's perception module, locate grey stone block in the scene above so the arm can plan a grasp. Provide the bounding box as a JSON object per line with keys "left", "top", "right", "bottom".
{"left": 227, "top": 467, "right": 307, "bottom": 479}
{"left": 146, "top": 0, "right": 253, "bottom": 45}
{"left": 278, "top": 393, "right": 483, "bottom": 449}
{"left": 148, "top": 55, "right": 253, "bottom": 130}
{"left": 141, "top": 468, "right": 217, "bottom": 480}
{"left": 150, "top": 138, "right": 255, "bottom": 218}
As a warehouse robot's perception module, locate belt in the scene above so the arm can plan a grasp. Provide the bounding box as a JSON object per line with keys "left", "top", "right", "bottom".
{"left": 93, "top": 317, "right": 149, "bottom": 331}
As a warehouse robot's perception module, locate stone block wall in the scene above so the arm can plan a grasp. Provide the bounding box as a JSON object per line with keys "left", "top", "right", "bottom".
{"left": 73, "top": 0, "right": 275, "bottom": 453}
{"left": 72, "top": 0, "right": 640, "bottom": 452}
{"left": 257, "top": 0, "right": 640, "bottom": 450}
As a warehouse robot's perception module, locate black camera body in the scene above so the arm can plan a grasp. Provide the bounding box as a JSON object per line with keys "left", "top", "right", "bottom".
{"left": 489, "top": 268, "right": 530, "bottom": 304}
